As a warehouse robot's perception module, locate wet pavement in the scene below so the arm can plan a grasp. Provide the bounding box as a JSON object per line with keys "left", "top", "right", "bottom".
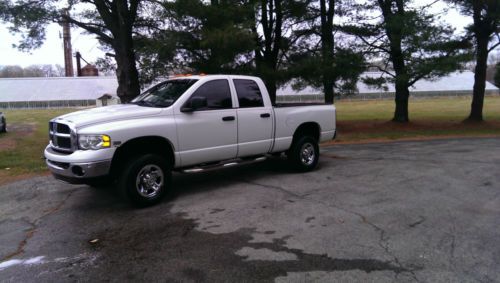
{"left": 1, "top": 137, "right": 499, "bottom": 282}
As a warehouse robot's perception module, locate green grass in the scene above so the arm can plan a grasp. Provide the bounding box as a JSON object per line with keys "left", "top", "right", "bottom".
{"left": 0, "top": 109, "right": 76, "bottom": 177}
{"left": 332, "top": 96, "right": 500, "bottom": 142}
{"left": 336, "top": 96, "right": 500, "bottom": 121}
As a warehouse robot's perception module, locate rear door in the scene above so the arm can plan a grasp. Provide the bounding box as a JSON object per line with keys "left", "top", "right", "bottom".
{"left": 175, "top": 79, "right": 238, "bottom": 166}
{"left": 233, "top": 79, "right": 274, "bottom": 157}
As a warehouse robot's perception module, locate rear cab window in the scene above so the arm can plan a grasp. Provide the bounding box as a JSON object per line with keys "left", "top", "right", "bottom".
{"left": 234, "top": 79, "right": 264, "bottom": 108}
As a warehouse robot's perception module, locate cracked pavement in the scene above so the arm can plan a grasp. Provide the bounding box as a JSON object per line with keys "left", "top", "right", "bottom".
{"left": 1, "top": 137, "right": 499, "bottom": 282}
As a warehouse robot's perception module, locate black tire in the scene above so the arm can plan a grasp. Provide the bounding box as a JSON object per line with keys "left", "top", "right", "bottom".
{"left": 118, "top": 154, "right": 171, "bottom": 207}
{"left": 288, "top": 136, "right": 319, "bottom": 172}
{"left": 0, "top": 118, "right": 6, "bottom": 133}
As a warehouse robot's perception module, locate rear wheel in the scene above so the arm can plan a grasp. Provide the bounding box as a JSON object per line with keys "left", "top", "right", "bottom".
{"left": 288, "top": 136, "right": 319, "bottom": 172}
{"left": 118, "top": 154, "right": 171, "bottom": 207}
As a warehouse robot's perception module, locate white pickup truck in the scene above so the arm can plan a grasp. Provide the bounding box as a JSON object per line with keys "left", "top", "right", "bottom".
{"left": 44, "top": 75, "right": 336, "bottom": 206}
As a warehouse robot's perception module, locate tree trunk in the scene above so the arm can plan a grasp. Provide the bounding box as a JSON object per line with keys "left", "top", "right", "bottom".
{"left": 379, "top": 0, "right": 411, "bottom": 123}
{"left": 393, "top": 80, "right": 410, "bottom": 122}
{"left": 114, "top": 34, "right": 141, "bottom": 103}
{"left": 255, "top": 0, "right": 281, "bottom": 106}
{"left": 320, "top": 0, "right": 335, "bottom": 104}
{"left": 468, "top": 34, "right": 489, "bottom": 121}
{"left": 264, "top": 74, "right": 277, "bottom": 105}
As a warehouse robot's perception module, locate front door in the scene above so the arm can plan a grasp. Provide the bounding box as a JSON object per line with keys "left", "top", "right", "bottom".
{"left": 175, "top": 79, "right": 237, "bottom": 167}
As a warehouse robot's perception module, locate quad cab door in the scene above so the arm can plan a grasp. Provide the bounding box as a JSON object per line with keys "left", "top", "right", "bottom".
{"left": 233, "top": 79, "right": 274, "bottom": 157}
{"left": 175, "top": 79, "right": 237, "bottom": 167}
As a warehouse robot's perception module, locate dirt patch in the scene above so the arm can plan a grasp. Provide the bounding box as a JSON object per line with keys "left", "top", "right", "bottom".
{"left": 321, "top": 120, "right": 500, "bottom": 145}
{"left": 6, "top": 122, "right": 37, "bottom": 134}
{"left": 0, "top": 136, "right": 16, "bottom": 150}
{"left": 0, "top": 122, "right": 37, "bottom": 150}
{"left": 338, "top": 120, "right": 500, "bottom": 134}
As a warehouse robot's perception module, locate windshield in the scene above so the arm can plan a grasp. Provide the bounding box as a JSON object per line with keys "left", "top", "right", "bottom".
{"left": 131, "top": 79, "right": 198, "bottom": 108}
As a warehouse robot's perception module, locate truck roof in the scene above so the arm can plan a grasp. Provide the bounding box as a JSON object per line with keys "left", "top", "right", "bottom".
{"left": 168, "top": 74, "right": 261, "bottom": 81}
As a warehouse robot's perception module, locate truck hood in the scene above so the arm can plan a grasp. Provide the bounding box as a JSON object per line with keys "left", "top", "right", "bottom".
{"left": 56, "top": 104, "right": 163, "bottom": 128}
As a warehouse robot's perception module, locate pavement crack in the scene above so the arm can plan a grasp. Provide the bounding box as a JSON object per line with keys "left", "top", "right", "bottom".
{"left": 409, "top": 216, "right": 426, "bottom": 228}
{"left": 1, "top": 219, "right": 37, "bottom": 261}
{"left": 242, "top": 179, "right": 422, "bottom": 280}
{"left": 1, "top": 190, "right": 77, "bottom": 261}
{"left": 41, "top": 190, "right": 77, "bottom": 216}
{"left": 242, "top": 180, "right": 306, "bottom": 200}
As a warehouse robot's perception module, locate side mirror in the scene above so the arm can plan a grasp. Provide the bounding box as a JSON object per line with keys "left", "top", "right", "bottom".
{"left": 181, "top": 96, "right": 207, "bottom": 112}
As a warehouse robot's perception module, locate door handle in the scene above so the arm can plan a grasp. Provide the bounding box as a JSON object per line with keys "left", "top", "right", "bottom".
{"left": 260, "top": 113, "right": 271, "bottom": 118}
{"left": 222, "top": 116, "right": 235, "bottom": 121}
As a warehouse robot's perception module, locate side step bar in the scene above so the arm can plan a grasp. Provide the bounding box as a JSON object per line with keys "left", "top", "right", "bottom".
{"left": 181, "top": 156, "right": 267, "bottom": 173}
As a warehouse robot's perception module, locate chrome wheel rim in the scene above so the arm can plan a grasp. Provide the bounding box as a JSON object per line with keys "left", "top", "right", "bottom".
{"left": 136, "top": 164, "right": 164, "bottom": 198}
{"left": 300, "top": 143, "right": 315, "bottom": 166}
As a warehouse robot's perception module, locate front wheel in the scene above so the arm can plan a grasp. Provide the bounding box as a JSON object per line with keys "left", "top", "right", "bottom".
{"left": 118, "top": 154, "right": 171, "bottom": 207}
{"left": 288, "top": 136, "right": 319, "bottom": 172}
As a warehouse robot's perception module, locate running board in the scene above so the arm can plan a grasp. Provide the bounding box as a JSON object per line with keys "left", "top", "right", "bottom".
{"left": 181, "top": 156, "right": 267, "bottom": 173}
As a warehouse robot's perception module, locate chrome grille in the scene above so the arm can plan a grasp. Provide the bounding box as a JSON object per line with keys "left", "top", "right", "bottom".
{"left": 49, "top": 121, "right": 75, "bottom": 153}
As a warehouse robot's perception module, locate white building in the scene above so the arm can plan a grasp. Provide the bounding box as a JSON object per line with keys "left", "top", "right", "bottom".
{"left": 277, "top": 71, "right": 500, "bottom": 102}
{"left": 0, "top": 76, "right": 119, "bottom": 109}
{"left": 1, "top": 71, "right": 498, "bottom": 108}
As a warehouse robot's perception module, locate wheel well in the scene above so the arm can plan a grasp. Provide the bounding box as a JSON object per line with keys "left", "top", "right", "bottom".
{"left": 292, "top": 122, "right": 320, "bottom": 143}
{"left": 110, "top": 136, "right": 175, "bottom": 177}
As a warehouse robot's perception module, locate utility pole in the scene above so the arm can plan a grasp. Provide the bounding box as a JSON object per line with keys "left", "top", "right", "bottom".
{"left": 61, "top": 9, "right": 74, "bottom": 77}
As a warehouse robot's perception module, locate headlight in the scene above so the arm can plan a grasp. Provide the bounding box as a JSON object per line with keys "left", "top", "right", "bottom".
{"left": 78, "top": 134, "right": 111, "bottom": 150}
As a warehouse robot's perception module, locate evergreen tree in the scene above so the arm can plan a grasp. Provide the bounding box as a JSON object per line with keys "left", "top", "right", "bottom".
{"left": 344, "top": 0, "right": 472, "bottom": 122}
{"left": 154, "top": 0, "right": 255, "bottom": 75}
{"left": 0, "top": 0, "right": 157, "bottom": 102}
{"left": 288, "top": 0, "right": 365, "bottom": 103}
{"left": 446, "top": 0, "right": 499, "bottom": 121}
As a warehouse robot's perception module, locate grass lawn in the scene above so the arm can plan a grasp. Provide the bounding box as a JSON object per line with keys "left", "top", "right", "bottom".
{"left": 0, "top": 96, "right": 499, "bottom": 183}
{"left": 0, "top": 108, "right": 76, "bottom": 184}
{"left": 331, "top": 96, "right": 500, "bottom": 143}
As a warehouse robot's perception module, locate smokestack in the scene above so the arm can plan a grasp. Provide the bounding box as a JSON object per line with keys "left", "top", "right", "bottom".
{"left": 76, "top": 51, "right": 82, "bottom": 77}
{"left": 61, "top": 9, "right": 74, "bottom": 77}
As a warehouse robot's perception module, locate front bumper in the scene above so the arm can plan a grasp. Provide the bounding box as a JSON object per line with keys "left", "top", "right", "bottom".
{"left": 44, "top": 146, "right": 112, "bottom": 182}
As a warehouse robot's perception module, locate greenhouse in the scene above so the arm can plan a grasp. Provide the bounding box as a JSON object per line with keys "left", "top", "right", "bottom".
{"left": 276, "top": 71, "right": 500, "bottom": 103}
{"left": 0, "top": 76, "right": 119, "bottom": 109}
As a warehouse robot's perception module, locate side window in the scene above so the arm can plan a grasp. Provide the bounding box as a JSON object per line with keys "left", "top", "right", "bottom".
{"left": 234, "top": 79, "right": 264, "bottom": 108}
{"left": 189, "top": 79, "right": 232, "bottom": 110}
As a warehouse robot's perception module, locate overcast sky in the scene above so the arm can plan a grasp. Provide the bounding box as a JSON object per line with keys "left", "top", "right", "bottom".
{"left": 0, "top": 1, "right": 472, "bottom": 68}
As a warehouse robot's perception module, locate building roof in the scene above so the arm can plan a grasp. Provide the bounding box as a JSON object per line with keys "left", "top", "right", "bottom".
{"left": 358, "top": 71, "right": 499, "bottom": 93}
{"left": 277, "top": 71, "right": 499, "bottom": 96}
{"left": 0, "top": 76, "right": 117, "bottom": 102}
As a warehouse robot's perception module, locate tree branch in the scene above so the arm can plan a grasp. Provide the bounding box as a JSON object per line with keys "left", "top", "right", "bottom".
{"left": 64, "top": 16, "right": 113, "bottom": 43}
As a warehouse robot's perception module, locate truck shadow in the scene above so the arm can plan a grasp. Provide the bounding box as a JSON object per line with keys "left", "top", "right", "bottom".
{"left": 85, "top": 156, "right": 330, "bottom": 206}
{"left": 170, "top": 157, "right": 292, "bottom": 198}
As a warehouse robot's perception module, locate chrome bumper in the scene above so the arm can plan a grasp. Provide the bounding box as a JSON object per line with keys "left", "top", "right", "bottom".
{"left": 46, "top": 158, "right": 112, "bottom": 179}
{"left": 44, "top": 145, "right": 113, "bottom": 180}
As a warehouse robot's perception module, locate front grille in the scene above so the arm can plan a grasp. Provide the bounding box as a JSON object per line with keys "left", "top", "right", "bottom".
{"left": 56, "top": 123, "right": 70, "bottom": 134}
{"left": 49, "top": 121, "right": 74, "bottom": 152}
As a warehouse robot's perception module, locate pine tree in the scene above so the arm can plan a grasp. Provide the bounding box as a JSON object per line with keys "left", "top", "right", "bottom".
{"left": 446, "top": 0, "right": 499, "bottom": 121}
{"left": 344, "top": 0, "right": 472, "bottom": 122}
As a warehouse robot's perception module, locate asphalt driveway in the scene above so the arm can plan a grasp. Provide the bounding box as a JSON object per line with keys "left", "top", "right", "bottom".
{"left": 1, "top": 138, "right": 499, "bottom": 282}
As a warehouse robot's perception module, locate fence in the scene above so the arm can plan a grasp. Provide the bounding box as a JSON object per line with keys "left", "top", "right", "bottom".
{"left": 1, "top": 90, "right": 498, "bottom": 108}
{"left": 276, "top": 89, "right": 500, "bottom": 103}
{"left": 0, "top": 100, "right": 97, "bottom": 109}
